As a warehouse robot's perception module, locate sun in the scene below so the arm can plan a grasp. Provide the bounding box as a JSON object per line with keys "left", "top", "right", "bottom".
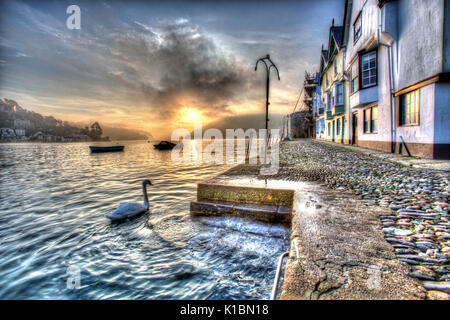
{"left": 178, "top": 108, "right": 203, "bottom": 124}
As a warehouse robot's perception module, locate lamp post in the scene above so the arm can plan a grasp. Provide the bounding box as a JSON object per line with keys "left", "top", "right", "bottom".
{"left": 255, "top": 54, "right": 280, "bottom": 164}
{"left": 255, "top": 54, "right": 280, "bottom": 133}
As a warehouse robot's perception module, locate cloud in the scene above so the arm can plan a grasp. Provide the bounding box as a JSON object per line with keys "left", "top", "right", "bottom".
{"left": 0, "top": 0, "right": 345, "bottom": 139}
{"left": 103, "top": 19, "right": 255, "bottom": 120}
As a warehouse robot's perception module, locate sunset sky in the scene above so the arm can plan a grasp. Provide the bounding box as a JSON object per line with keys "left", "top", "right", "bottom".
{"left": 0, "top": 0, "right": 344, "bottom": 139}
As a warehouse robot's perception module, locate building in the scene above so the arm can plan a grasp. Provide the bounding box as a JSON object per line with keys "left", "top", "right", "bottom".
{"left": 319, "top": 20, "right": 347, "bottom": 144}
{"left": 312, "top": 0, "right": 450, "bottom": 159}
{"left": 15, "top": 128, "right": 25, "bottom": 136}
{"left": 13, "top": 119, "right": 32, "bottom": 129}
{"left": 290, "top": 110, "right": 312, "bottom": 138}
{"left": 312, "top": 71, "right": 325, "bottom": 139}
{"left": 291, "top": 72, "right": 319, "bottom": 138}
{"left": 0, "top": 128, "right": 16, "bottom": 141}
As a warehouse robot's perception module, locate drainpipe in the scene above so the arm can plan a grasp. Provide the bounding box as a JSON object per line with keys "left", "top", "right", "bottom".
{"left": 377, "top": 6, "right": 396, "bottom": 153}
{"left": 343, "top": 46, "right": 349, "bottom": 144}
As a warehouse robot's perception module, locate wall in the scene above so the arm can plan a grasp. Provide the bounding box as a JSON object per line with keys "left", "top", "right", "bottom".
{"left": 434, "top": 83, "right": 450, "bottom": 145}
{"left": 357, "top": 44, "right": 392, "bottom": 144}
{"left": 345, "top": 0, "right": 380, "bottom": 67}
{"left": 395, "top": 83, "right": 435, "bottom": 145}
{"left": 396, "top": 0, "right": 445, "bottom": 90}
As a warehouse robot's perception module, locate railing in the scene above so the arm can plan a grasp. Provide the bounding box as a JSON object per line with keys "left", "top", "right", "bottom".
{"left": 270, "top": 251, "right": 289, "bottom": 300}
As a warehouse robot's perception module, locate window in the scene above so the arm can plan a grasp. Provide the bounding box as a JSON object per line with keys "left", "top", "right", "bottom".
{"left": 371, "top": 106, "right": 378, "bottom": 132}
{"left": 350, "top": 62, "right": 358, "bottom": 93}
{"left": 364, "top": 106, "right": 378, "bottom": 133}
{"left": 354, "top": 13, "right": 362, "bottom": 43}
{"left": 334, "top": 61, "right": 337, "bottom": 76}
{"left": 364, "top": 109, "right": 370, "bottom": 133}
{"left": 360, "top": 51, "right": 377, "bottom": 88}
{"left": 337, "top": 119, "right": 341, "bottom": 135}
{"left": 326, "top": 91, "right": 331, "bottom": 110}
{"left": 399, "top": 90, "right": 419, "bottom": 126}
{"left": 336, "top": 82, "right": 344, "bottom": 105}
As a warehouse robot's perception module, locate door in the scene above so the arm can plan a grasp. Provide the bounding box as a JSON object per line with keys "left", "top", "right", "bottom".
{"left": 352, "top": 112, "right": 358, "bottom": 145}
{"left": 341, "top": 118, "right": 345, "bottom": 144}
{"left": 332, "top": 120, "right": 335, "bottom": 142}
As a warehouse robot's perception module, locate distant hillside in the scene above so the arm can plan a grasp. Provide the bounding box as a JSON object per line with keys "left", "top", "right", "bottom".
{"left": 101, "top": 126, "right": 152, "bottom": 141}
{"left": 201, "top": 113, "right": 285, "bottom": 135}
{"left": 0, "top": 98, "right": 153, "bottom": 142}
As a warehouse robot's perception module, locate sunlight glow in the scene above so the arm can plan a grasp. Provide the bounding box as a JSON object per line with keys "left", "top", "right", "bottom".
{"left": 178, "top": 107, "right": 204, "bottom": 124}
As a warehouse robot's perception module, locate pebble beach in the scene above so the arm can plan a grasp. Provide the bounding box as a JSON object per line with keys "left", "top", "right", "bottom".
{"left": 270, "top": 140, "right": 450, "bottom": 300}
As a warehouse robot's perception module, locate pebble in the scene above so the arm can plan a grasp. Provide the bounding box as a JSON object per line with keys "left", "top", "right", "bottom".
{"left": 440, "top": 274, "right": 450, "bottom": 281}
{"left": 427, "top": 290, "right": 450, "bottom": 300}
{"left": 275, "top": 140, "right": 450, "bottom": 299}
{"left": 399, "top": 258, "right": 419, "bottom": 265}
{"left": 383, "top": 228, "right": 413, "bottom": 236}
{"left": 422, "top": 281, "right": 450, "bottom": 293}
{"left": 410, "top": 271, "right": 435, "bottom": 281}
{"left": 395, "top": 248, "right": 416, "bottom": 254}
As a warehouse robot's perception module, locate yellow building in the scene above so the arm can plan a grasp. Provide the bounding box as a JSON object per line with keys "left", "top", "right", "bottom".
{"left": 319, "top": 21, "right": 349, "bottom": 144}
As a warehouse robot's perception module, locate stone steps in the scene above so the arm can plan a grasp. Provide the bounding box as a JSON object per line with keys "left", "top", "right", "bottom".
{"left": 197, "top": 182, "right": 294, "bottom": 206}
{"left": 190, "top": 199, "right": 292, "bottom": 223}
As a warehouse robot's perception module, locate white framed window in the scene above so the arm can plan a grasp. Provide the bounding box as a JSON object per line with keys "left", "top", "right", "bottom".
{"left": 360, "top": 51, "right": 377, "bottom": 88}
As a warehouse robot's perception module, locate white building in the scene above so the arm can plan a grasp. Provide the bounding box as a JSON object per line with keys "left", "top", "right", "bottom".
{"left": 343, "top": 0, "right": 450, "bottom": 159}
{"left": 15, "top": 128, "right": 25, "bottom": 136}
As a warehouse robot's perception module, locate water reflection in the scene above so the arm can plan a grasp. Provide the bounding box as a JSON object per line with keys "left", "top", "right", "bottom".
{"left": 0, "top": 141, "right": 289, "bottom": 299}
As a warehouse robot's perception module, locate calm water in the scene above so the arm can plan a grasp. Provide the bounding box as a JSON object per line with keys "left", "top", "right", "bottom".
{"left": 0, "top": 141, "right": 289, "bottom": 299}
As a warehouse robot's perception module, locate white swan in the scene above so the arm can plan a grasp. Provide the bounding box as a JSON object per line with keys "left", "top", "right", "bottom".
{"left": 108, "top": 179, "right": 152, "bottom": 221}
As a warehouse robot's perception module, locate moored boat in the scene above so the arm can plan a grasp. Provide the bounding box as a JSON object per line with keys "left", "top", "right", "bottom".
{"left": 89, "top": 145, "right": 125, "bottom": 153}
{"left": 153, "top": 141, "right": 177, "bottom": 150}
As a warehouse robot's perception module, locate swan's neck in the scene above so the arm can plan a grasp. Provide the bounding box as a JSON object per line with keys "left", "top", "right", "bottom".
{"left": 142, "top": 182, "right": 149, "bottom": 208}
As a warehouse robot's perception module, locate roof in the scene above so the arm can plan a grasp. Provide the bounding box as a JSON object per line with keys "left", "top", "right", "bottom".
{"left": 330, "top": 26, "right": 343, "bottom": 49}
{"left": 321, "top": 50, "right": 328, "bottom": 63}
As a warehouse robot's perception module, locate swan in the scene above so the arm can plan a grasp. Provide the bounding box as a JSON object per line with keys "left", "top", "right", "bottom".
{"left": 108, "top": 179, "right": 152, "bottom": 221}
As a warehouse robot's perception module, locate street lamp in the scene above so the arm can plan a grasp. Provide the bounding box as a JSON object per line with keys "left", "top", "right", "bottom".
{"left": 255, "top": 54, "right": 280, "bottom": 133}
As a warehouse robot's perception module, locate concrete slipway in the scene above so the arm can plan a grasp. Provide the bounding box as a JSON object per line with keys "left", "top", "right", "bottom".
{"left": 190, "top": 170, "right": 426, "bottom": 300}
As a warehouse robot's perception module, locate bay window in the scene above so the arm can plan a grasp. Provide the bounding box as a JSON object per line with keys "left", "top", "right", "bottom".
{"left": 360, "top": 51, "right": 377, "bottom": 88}
{"left": 336, "top": 82, "right": 344, "bottom": 105}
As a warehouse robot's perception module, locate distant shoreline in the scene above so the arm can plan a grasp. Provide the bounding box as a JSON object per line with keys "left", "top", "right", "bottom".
{"left": 0, "top": 139, "right": 149, "bottom": 144}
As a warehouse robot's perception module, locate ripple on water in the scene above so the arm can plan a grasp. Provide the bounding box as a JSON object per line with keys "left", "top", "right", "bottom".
{"left": 0, "top": 141, "right": 290, "bottom": 299}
